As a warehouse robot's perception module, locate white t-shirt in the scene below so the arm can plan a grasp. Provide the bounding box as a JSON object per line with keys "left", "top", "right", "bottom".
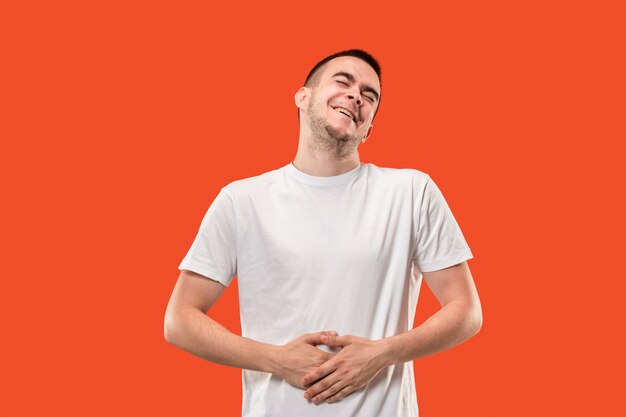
{"left": 179, "top": 162, "right": 473, "bottom": 417}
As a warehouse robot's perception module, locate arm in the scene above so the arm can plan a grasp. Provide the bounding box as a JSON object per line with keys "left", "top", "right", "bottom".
{"left": 301, "top": 261, "right": 482, "bottom": 404}
{"left": 382, "top": 260, "right": 482, "bottom": 363}
{"left": 164, "top": 269, "right": 336, "bottom": 388}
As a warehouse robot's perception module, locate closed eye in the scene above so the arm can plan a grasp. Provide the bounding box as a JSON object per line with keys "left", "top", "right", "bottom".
{"left": 335, "top": 78, "right": 376, "bottom": 103}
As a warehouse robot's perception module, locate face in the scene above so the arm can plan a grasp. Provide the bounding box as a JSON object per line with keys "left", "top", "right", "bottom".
{"left": 297, "top": 56, "right": 381, "bottom": 146}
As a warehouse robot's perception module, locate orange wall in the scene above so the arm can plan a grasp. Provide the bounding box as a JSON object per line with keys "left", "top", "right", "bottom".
{"left": 2, "top": 1, "right": 625, "bottom": 415}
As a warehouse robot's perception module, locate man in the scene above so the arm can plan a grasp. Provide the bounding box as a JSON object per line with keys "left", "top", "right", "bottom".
{"left": 164, "top": 49, "right": 482, "bottom": 416}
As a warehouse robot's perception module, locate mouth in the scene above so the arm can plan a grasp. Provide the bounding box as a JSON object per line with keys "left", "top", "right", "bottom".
{"left": 331, "top": 105, "right": 357, "bottom": 123}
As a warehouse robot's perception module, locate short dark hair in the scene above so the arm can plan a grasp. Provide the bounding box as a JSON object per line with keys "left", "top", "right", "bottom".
{"left": 298, "top": 49, "right": 382, "bottom": 122}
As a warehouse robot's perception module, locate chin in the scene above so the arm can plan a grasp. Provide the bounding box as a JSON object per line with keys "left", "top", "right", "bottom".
{"left": 325, "top": 126, "right": 358, "bottom": 143}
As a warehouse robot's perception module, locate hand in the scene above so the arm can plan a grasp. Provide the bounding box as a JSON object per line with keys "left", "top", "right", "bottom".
{"left": 301, "top": 334, "right": 390, "bottom": 404}
{"left": 273, "top": 331, "right": 338, "bottom": 390}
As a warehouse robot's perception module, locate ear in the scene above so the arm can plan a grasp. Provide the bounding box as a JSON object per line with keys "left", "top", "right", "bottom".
{"left": 361, "top": 124, "right": 374, "bottom": 143}
{"left": 294, "top": 87, "right": 309, "bottom": 112}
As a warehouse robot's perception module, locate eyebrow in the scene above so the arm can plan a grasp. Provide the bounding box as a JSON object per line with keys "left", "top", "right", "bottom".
{"left": 332, "top": 71, "right": 380, "bottom": 102}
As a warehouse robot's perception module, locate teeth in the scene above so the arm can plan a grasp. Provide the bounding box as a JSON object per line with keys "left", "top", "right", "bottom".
{"left": 334, "top": 107, "right": 354, "bottom": 121}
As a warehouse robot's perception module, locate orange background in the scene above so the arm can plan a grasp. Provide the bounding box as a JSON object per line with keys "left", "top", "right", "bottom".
{"left": 2, "top": 1, "right": 625, "bottom": 415}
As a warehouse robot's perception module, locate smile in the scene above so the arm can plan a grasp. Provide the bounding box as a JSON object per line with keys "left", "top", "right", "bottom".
{"left": 331, "top": 106, "right": 356, "bottom": 122}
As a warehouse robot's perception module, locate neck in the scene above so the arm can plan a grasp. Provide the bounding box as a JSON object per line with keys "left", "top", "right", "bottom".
{"left": 293, "top": 124, "right": 361, "bottom": 177}
{"left": 292, "top": 149, "right": 360, "bottom": 177}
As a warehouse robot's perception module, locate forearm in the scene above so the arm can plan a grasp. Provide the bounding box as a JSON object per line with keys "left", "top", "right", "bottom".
{"left": 299, "top": 305, "right": 481, "bottom": 405}
{"left": 381, "top": 300, "right": 482, "bottom": 366}
{"left": 164, "top": 308, "right": 280, "bottom": 373}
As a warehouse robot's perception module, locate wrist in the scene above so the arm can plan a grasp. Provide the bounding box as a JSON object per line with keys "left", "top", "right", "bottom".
{"left": 262, "top": 343, "right": 284, "bottom": 375}
{"left": 376, "top": 336, "right": 400, "bottom": 367}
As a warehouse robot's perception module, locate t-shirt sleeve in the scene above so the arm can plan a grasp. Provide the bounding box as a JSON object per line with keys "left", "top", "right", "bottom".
{"left": 178, "top": 188, "right": 237, "bottom": 286}
{"left": 413, "top": 176, "right": 473, "bottom": 273}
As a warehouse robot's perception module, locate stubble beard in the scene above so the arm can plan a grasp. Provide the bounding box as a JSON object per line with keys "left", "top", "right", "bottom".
{"left": 306, "top": 96, "right": 362, "bottom": 160}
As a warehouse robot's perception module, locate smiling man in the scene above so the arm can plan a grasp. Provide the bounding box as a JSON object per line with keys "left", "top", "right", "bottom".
{"left": 164, "top": 49, "right": 482, "bottom": 417}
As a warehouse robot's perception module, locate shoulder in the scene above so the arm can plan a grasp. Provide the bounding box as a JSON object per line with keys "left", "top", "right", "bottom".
{"left": 220, "top": 166, "right": 283, "bottom": 199}
{"left": 364, "top": 163, "right": 431, "bottom": 189}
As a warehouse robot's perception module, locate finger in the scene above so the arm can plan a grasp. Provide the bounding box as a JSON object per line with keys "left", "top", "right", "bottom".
{"left": 320, "top": 334, "right": 351, "bottom": 347}
{"left": 302, "top": 330, "right": 338, "bottom": 345}
{"left": 301, "top": 359, "right": 336, "bottom": 387}
{"left": 325, "top": 385, "right": 352, "bottom": 404}
{"left": 304, "top": 375, "right": 343, "bottom": 404}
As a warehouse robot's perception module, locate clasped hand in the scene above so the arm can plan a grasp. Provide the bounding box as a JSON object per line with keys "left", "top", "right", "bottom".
{"left": 277, "top": 332, "right": 389, "bottom": 405}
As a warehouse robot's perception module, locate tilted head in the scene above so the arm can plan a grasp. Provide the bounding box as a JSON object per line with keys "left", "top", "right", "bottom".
{"left": 295, "top": 49, "right": 382, "bottom": 144}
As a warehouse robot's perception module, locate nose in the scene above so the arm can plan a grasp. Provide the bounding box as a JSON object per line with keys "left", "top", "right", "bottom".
{"left": 347, "top": 91, "right": 362, "bottom": 106}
